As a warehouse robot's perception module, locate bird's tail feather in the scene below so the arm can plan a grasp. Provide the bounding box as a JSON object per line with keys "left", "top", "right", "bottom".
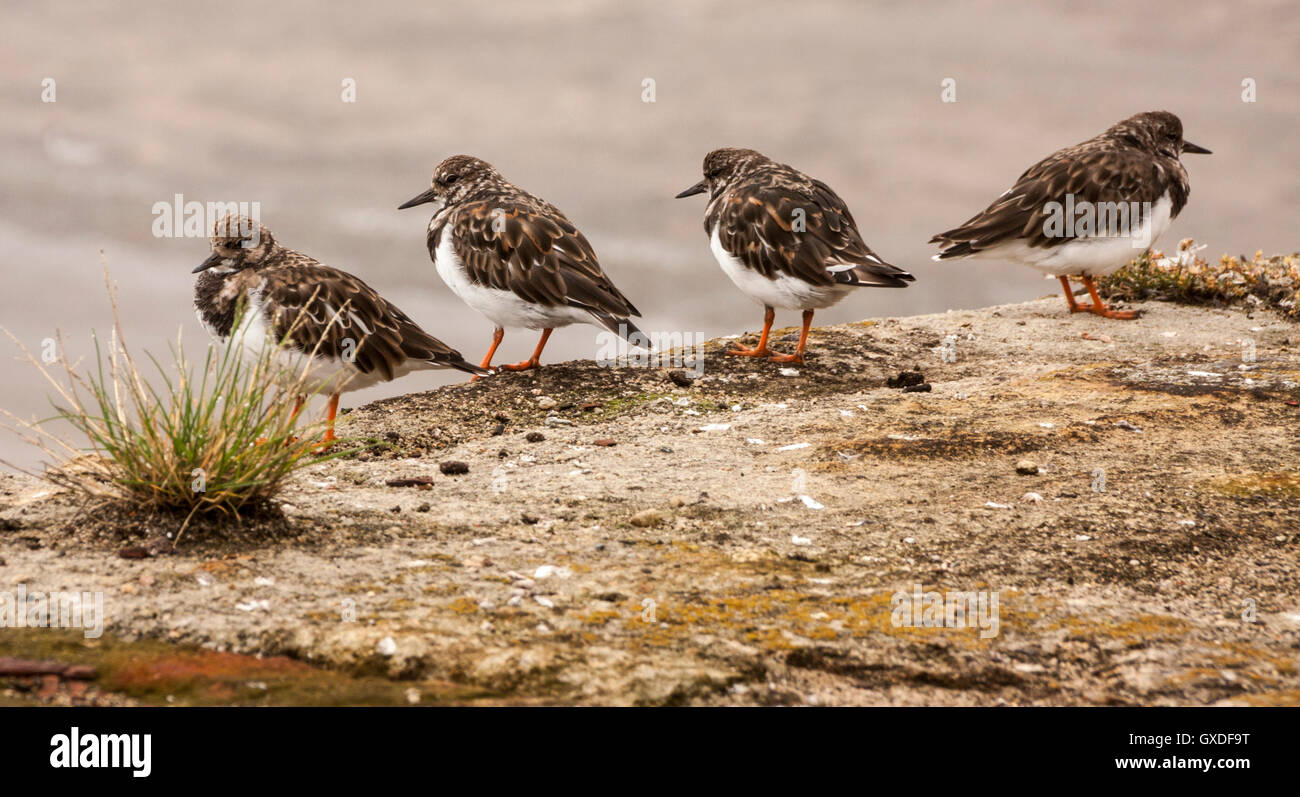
{"left": 440, "top": 356, "right": 491, "bottom": 377}
{"left": 592, "top": 312, "right": 653, "bottom": 351}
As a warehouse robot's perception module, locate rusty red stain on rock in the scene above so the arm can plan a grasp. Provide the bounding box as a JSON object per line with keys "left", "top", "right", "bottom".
{"left": 63, "top": 665, "right": 96, "bottom": 680}
{"left": 105, "top": 650, "right": 311, "bottom": 691}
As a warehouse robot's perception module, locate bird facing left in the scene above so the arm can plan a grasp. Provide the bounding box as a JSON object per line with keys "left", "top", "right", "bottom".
{"left": 192, "top": 213, "right": 489, "bottom": 444}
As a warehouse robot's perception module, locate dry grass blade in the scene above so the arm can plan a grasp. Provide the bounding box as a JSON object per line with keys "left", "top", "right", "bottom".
{"left": 1, "top": 261, "right": 377, "bottom": 538}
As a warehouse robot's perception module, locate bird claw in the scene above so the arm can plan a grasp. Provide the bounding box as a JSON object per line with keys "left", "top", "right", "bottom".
{"left": 1094, "top": 307, "right": 1141, "bottom": 320}
{"left": 767, "top": 351, "right": 804, "bottom": 364}
{"left": 726, "top": 345, "right": 773, "bottom": 358}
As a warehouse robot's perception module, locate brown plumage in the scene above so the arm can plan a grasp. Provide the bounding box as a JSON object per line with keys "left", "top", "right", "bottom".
{"left": 931, "top": 111, "right": 1204, "bottom": 258}
{"left": 694, "top": 148, "right": 913, "bottom": 289}
{"left": 399, "top": 155, "right": 644, "bottom": 373}
{"left": 675, "top": 147, "right": 913, "bottom": 363}
{"left": 193, "top": 214, "right": 486, "bottom": 442}
{"left": 448, "top": 201, "right": 640, "bottom": 324}
{"left": 929, "top": 111, "right": 1210, "bottom": 320}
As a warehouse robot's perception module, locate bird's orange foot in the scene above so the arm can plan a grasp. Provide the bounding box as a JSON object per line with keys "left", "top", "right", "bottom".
{"left": 767, "top": 351, "right": 804, "bottom": 364}
{"left": 1092, "top": 306, "right": 1141, "bottom": 320}
{"left": 311, "top": 432, "right": 337, "bottom": 453}
{"left": 1067, "top": 302, "right": 1097, "bottom": 313}
{"left": 499, "top": 359, "right": 540, "bottom": 372}
{"left": 726, "top": 344, "right": 773, "bottom": 358}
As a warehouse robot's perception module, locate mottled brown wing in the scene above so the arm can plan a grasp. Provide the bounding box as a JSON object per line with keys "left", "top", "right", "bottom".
{"left": 262, "top": 259, "right": 483, "bottom": 379}
{"left": 716, "top": 180, "right": 913, "bottom": 287}
{"left": 931, "top": 142, "right": 1174, "bottom": 257}
{"left": 448, "top": 201, "right": 640, "bottom": 318}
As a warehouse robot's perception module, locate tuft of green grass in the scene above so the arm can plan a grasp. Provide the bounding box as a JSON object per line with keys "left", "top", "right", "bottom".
{"left": 2, "top": 268, "right": 369, "bottom": 538}
{"left": 1100, "top": 239, "right": 1300, "bottom": 319}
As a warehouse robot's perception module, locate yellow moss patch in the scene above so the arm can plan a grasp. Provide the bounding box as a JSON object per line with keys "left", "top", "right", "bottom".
{"left": 1234, "top": 690, "right": 1300, "bottom": 706}
{"left": 1211, "top": 471, "right": 1300, "bottom": 499}
{"left": 445, "top": 597, "right": 480, "bottom": 616}
{"left": 1052, "top": 614, "right": 1192, "bottom": 643}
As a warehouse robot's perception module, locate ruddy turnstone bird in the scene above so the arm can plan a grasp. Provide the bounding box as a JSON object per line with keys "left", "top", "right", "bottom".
{"left": 193, "top": 214, "right": 487, "bottom": 443}
{"left": 930, "top": 110, "right": 1210, "bottom": 320}
{"left": 398, "top": 155, "right": 644, "bottom": 374}
{"left": 675, "top": 148, "right": 914, "bottom": 363}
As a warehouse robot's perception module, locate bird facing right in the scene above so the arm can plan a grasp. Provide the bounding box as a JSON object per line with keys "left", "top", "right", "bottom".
{"left": 930, "top": 110, "right": 1211, "bottom": 320}
{"left": 676, "top": 148, "right": 914, "bottom": 364}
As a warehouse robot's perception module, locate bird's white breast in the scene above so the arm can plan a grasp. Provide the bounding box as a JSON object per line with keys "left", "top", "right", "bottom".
{"left": 708, "top": 226, "right": 849, "bottom": 310}
{"left": 217, "top": 282, "right": 412, "bottom": 396}
{"left": 433, "top": 230, "right": 590, "bottom": 330}
{"left": 975, "top": 193, "right": 1174, "bottom": 277}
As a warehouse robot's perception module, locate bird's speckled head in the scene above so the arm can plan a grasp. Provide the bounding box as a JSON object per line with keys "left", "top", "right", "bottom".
{"left": 193, "top": 213, "right": 277, "bottom": 274}
{"left": 675, "top": 147, "right": 767, "bottom": 199}
{"left": 398, "top": 154, "right": 510, "bottom": 213}
{"left": 1107, "top": 111, "right": 1211, "bottom": 159}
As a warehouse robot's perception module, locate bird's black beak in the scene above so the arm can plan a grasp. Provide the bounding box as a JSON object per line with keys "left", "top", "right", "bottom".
{"left": 398, "top": 188, "right": 438, "bottom": 209}
{"left": 675, "top": 180, "right": 708, "bottom": 199}
{"left": 1182, "top": 140, "right": 1212, "bottom": 155}
{"left": 192, "top": 251, "right": 224, "bottom": 274}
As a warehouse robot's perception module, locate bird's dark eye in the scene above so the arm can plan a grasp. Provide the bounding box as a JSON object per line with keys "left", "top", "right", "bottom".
{"left": 442, "top": 173, "right": 459, "bottom": 185}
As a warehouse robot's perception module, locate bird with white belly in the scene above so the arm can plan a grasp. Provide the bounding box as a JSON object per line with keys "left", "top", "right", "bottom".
{"left": 193, "top": 214, "right": 487, "bottom": 444}
{"left": 399, "top": 155, "right": 645, "bottom": 375}
{"left": 675, "top": 147, "right": 914, "bottom": 363}
{"left": 930, "top": 110, "right": 1211, "bottom": 319}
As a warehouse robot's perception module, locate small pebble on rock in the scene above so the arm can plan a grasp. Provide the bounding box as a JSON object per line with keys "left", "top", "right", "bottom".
{"left": 887, "top": 369, "right": 925, "bottom": 389}
{"left": 630, "top": 509, "right": 665, "bottom": 528}
{"left": 667, "top": 370, "right": 697, "bottom": 387}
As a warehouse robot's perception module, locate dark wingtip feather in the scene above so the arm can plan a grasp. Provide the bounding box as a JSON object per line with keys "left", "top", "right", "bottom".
{"left": 838, "top": 259, "right": 916, "bottom": 288}
{"left": 932, "top": 240, "right": 975, "bottom": 260}
{"left": 443, "top": 356, "right": 492, "bottom": 377}
{"left": 591, "top": 312, "right": 651, "bottom": 346}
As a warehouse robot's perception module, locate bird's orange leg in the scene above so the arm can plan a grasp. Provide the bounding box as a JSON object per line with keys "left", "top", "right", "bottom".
{"left": 1081, "top": 276, "right": 1140, "bottom": 320}
{"left": 769, "top": 309, "right": 814, "bottom": 364}
{"left": 500, "top": 328, "right": 552, "bottom": 371}
{"left": 314, "top": 393, "right": 340, "bottom": 450}
{"left": 257, "top": 394, "right": 307, "bottom": 446}
{"left": 1058, "top": 276, "right": 1096, "bottom": 313}
{"left": 286, "top": 394, "right": 306, "bottom": 444}
{"left": 473, "top": 327, "right": 505, "bottom": 381}
{"left": 728, "top": 306, "right": 776, "bottom": 357}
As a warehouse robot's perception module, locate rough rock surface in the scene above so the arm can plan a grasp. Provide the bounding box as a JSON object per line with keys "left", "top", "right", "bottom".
{"left": 2, "top": 297, "right": 1297, "bottom": 705}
